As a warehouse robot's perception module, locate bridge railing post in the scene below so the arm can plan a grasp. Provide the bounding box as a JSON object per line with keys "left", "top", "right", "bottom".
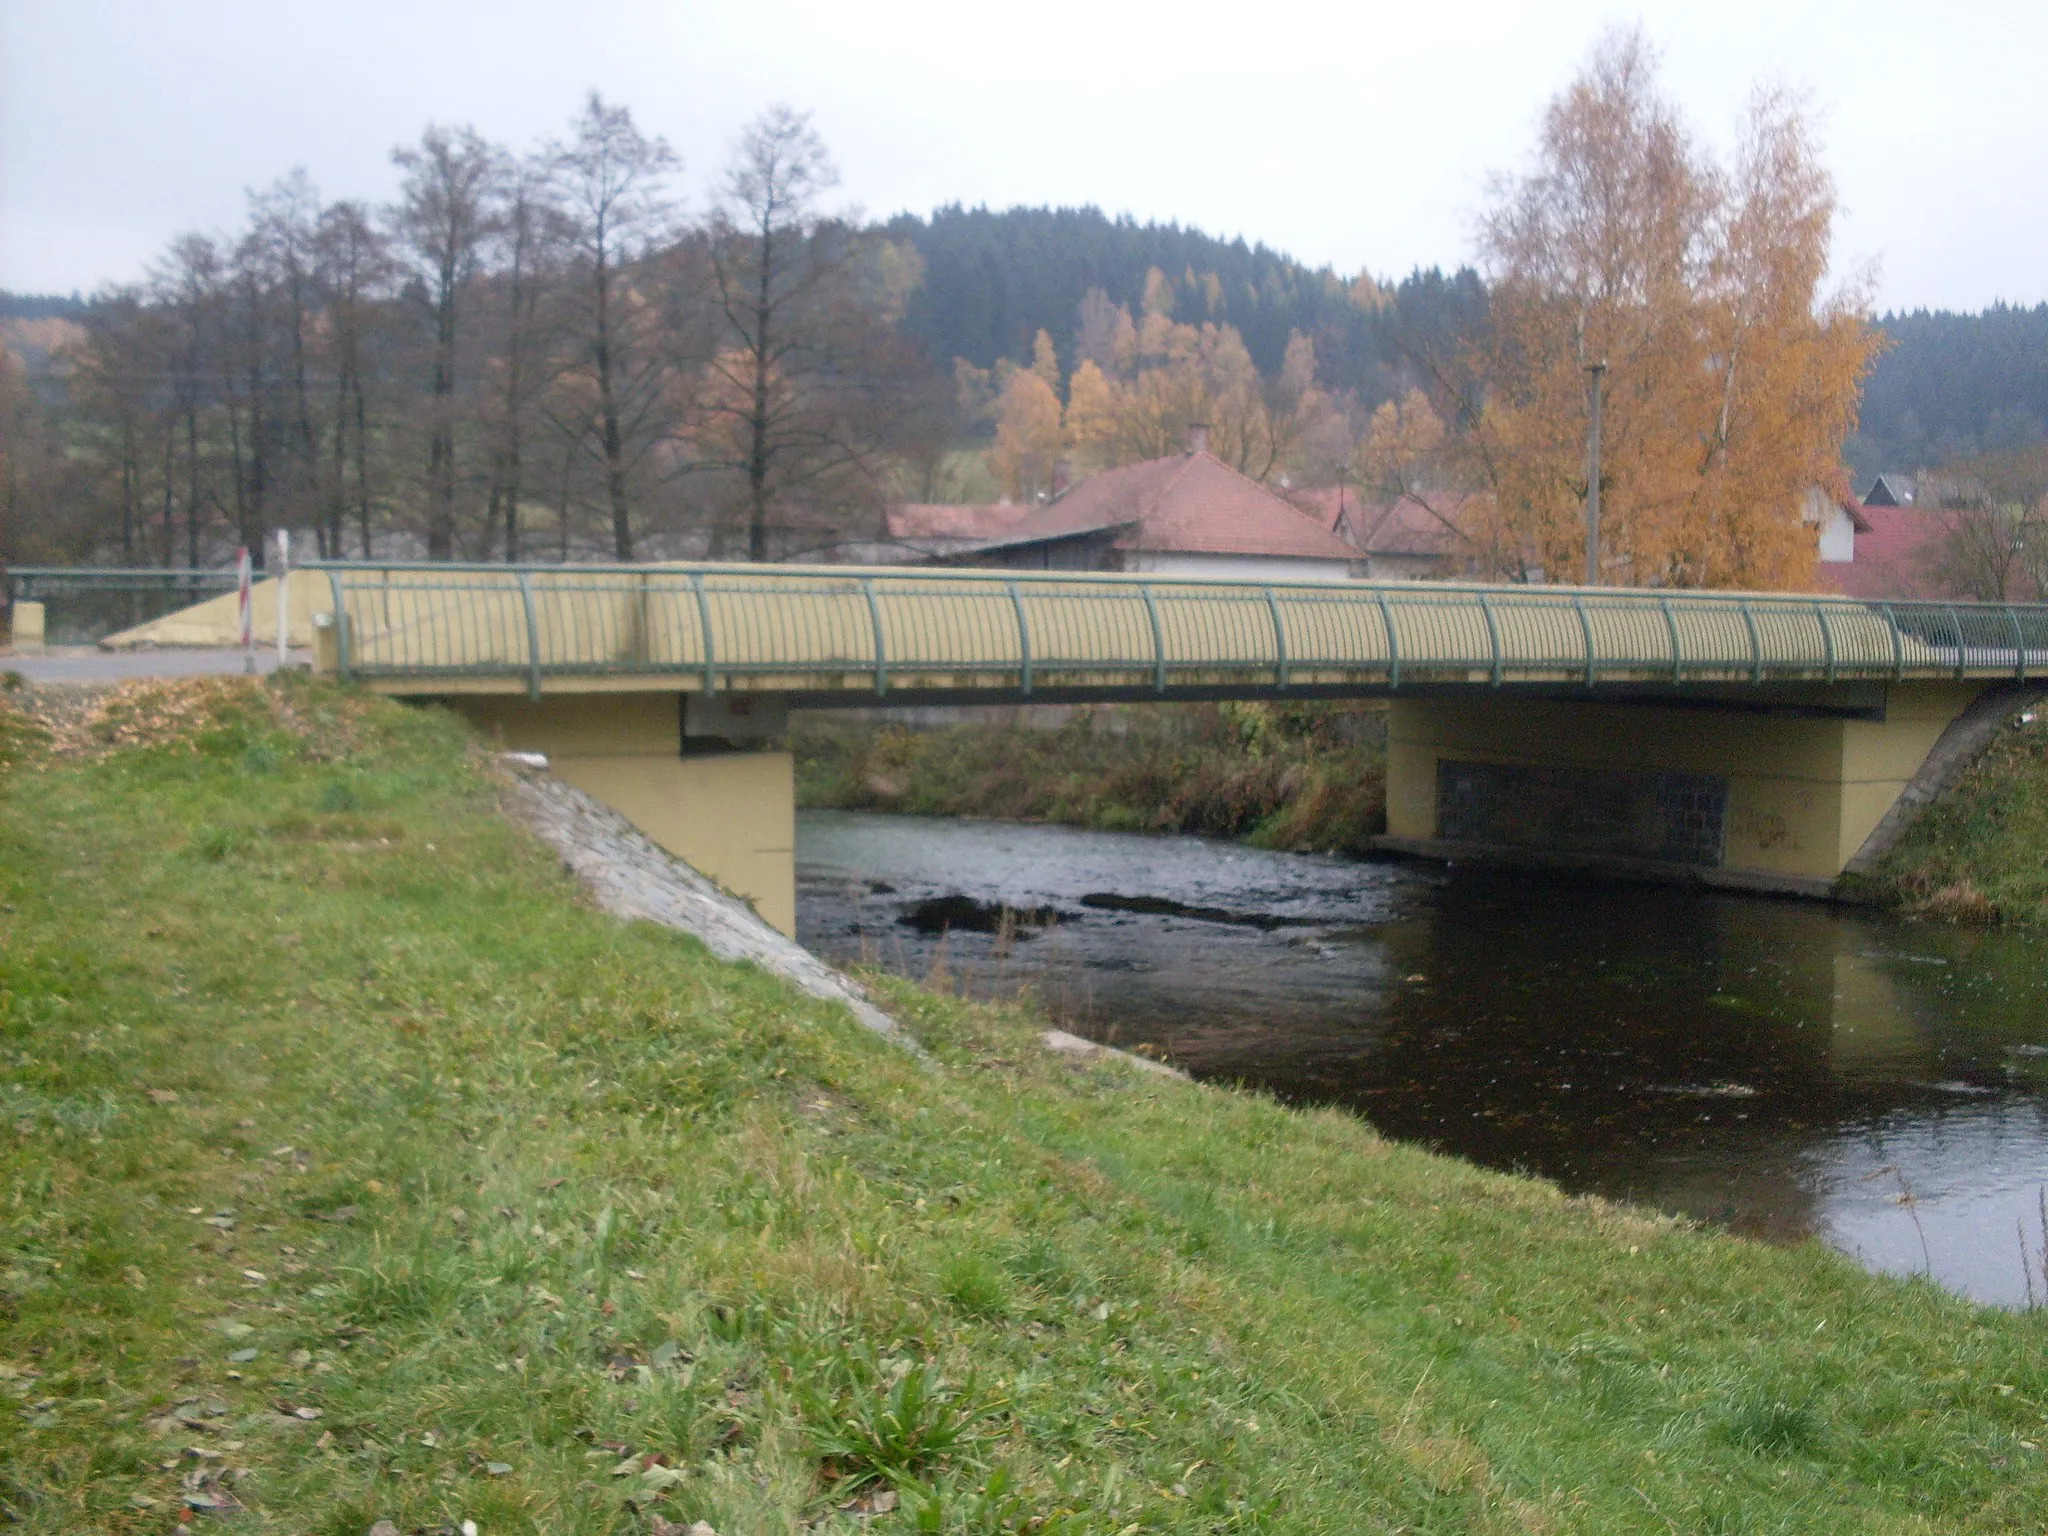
{"left": 689, "top": 573, "right": 717, "bottom": 694}
{"left": 516, "top": 570, "right": 542, "bottom": 700}
{"left": 1139, "top": 584, "right": 1166, "bottom": 695}
{"left": 1263, "top": 586, "right": 1289, "bottom": 690}
{"left": 325, "top": 569, "right": 350, "bottom": 682}
{"left": 1739, "top": 599, "right": 1763, "bottom": 684}
{"left": 1477, "top": 591, "right": 1502, "bottom": 686}
{"left": 861, "top": 576, "right": 889, "bottom": 696}
{"left": 1005, "top": 579, "right": 1033, "bottom": 696}
{"left": 1573, "top": 593, "right": 1597, "bottom": 687}
{"left": 1813, "top": 599, "right": 1837, "bottom": 685}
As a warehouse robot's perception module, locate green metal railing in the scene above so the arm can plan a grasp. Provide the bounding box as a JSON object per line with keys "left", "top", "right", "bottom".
{"left": 5, "top": 566, "right": 245, "bottom": 646}
{"left": 306, "top": 561, "right": 2048, "bottom": 701}
{"left": 4, "top": 566, "right": 245, "bottom": 593}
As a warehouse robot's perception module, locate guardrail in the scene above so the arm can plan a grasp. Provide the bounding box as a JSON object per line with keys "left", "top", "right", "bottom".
{"left": 4, "top": 566, "right": 247, "bottom": 647}
{"left": 4, "top": 566, "right": 244, "bottom": 597}
{"left": 305, "top": 561, "right": 2048, "bottom": 700}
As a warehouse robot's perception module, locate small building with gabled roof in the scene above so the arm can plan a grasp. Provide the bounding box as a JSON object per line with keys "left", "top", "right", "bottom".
{"left": 889, "top": 429, "right": 1360, "bottom": 581}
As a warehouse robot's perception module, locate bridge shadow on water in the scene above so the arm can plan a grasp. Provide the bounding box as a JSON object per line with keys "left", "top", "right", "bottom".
{"left": 797, "top": 808, "right": 2048, "bottom": 1306}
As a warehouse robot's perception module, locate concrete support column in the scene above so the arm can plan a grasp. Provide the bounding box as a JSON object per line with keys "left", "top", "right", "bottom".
{"left": 447, "top": 693, "right": 797, "bottom": 935}
{"left": 1381, "top": 682, "right": 1985, "bottom": 892}
{"left": 6, "top": 601, "right": 45, "bottom": 653}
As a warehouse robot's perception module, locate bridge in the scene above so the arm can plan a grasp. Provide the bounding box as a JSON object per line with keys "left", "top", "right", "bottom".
{"left": 299, "top": 561, "right": 2048, "bottom": 934}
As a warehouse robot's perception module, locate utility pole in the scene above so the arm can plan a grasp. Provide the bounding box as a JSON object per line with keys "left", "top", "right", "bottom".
{"left": 1585, "top": 361, "right": 1607, "bottom": 585}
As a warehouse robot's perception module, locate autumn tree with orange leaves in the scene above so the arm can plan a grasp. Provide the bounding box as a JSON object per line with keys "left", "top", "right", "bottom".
{"left": 1467, "top": 30, "right": 1875, "bottom": 589}
{"left": 1004, "top": 277, "right": 1341, "bottom": 491}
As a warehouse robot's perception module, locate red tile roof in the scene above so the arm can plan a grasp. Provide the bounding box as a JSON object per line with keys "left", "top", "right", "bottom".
{"left": 1290, "top": 487, "right": 1478, "bottom": 559}
{"left": 1353, "top": 495, "right": 1477, "bottom": 558}
{"left": 1812, "top": 504, "right": 1948, "bottom": 599}
{"left": 889, "top": 503, "right": 1035, "bottom": 541}
{"left": 1287, "top": 485, "right": 1354, "bottom": 534}
{"left": 970, "top": 452, "right": 1359, "bottom": 562}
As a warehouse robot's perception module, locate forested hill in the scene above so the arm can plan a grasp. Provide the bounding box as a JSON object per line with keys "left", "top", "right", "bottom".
{"left": 1850, "top": 303, "right": 2048, "bottom": 479}
{"left": 882, "top": 204, "right": 1487, "bottom": 402}
{"left": 0, "top": 292, "right": 88, "bottom": 320}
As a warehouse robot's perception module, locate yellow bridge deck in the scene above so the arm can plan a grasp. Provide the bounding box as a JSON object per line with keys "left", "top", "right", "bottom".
{"left": 309, "top": 562, "right": 2048, "bottom": 701}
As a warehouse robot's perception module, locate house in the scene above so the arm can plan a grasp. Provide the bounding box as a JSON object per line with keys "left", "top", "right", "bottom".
{"left": 899, "top": 428, "right": 1361, "bottom": 581}
{"left": 1291, "top": 486, "right": 1480, "bottom": 580}
{"left": 1862, "top": 473, "right": 1916, "bottom": 508}
{"left": 1803, "top": 481, "right": 1949, "bottom": 599}
{"left": 1802, "top": 482, "right": 1870, "bottom": 567}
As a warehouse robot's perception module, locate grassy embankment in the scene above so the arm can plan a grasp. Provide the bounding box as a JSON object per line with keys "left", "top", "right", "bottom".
{"left": 1860, "top": 705, "right": 2048, "bottom": 924}
{"left": 795, "top": 703, "right": 1387, "bottom": 856}
{"left": 3, "top": 676, "right": 2048, "bottom": 1534}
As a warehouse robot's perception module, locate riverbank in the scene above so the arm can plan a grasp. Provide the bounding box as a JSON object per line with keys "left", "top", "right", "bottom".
{"left": 794, "top": 701, "right": 1387, "bottom": 855}
{"left": 4, "top": 678, "right": 2047, "bottom": 1532}
{"left": 1861, "top": 702, "right": 2048, "bottom": 923}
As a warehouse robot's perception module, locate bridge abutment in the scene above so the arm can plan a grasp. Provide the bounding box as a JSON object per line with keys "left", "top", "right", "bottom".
{"left": 1380, "top": 682, "right": 1986, "bottom": 893}
{"left": 443, "top": 693, "right": 797, "bottom": 936}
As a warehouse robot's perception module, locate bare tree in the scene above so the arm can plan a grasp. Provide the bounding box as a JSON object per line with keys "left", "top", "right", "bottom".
{"left": 1925, "top": 447, "right": 2048, "bottom": 600}
{"left": 223, "top": 234, "right": 277, "bottom": 563}
{"left": 546, "top": 93, "right": 678, "bottom": 559}
{"left": 248, "top": 171, "right": 324, "bottom": 559}
{"left": 314, "top": 200, "right": 388, "bottom": 557}
{"left": 484, "top": 162, "right": 555, "bottom": 561}
{"left": 702, "top": 106, "right": 911, "bottom": 560}
{"left": 66, "top": 292, "right": 172, "bottom": 563}
{"left": 4, "top": 97, "right": 956, "bottom": 574}
{"left": 391, "top": 126, "right": 501, "bottom": 558}
{"left": 152, "top": 234, "right": 231, "bottom": 568}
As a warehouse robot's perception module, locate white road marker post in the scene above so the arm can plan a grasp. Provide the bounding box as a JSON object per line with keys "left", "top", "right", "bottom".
{"left": 237, "top": 546, "right": 254, "bottom": 674}
{"left": 275, "top": 529, "right": 290, "bottom": 670}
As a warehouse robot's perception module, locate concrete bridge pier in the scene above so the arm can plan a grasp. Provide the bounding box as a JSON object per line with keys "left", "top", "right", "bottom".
{"left": 445, "top": 692, "right": 798, "bottom": 935}
{"left": 1379, "top": 681, "right": 1994, "bottom": 894}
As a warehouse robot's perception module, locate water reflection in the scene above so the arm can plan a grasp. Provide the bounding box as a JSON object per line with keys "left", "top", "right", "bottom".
{"left": 797, "top": 809, "right": 2048, "bottom": 1306}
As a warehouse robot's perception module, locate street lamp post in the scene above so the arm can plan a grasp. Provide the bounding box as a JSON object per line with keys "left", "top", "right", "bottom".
{"left": 1585, "top": 361, "right": 1607, "bottom": 586}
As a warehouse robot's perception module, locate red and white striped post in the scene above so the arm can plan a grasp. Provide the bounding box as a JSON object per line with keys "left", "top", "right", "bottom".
{"left": 236, "top": 546, "right": 254, "bottom": 674}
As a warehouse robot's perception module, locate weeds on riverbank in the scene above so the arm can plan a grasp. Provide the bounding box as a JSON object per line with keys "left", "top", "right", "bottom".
{"left": 5, "top": 677, "right": 2048, "bottom": 1532}
{"left": 795, "top": 702, "right": 1388, "bottom": 855}
{"left": 1865, "top": 704, "right": 2048, "bottom": 923}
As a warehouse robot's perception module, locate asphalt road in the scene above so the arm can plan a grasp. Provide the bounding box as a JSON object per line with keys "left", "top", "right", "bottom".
{"left": 2, "top": 647, "right": 314, "bottom": 684}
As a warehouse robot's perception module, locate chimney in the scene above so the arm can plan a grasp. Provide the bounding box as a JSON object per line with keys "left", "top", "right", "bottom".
{"left": 1185, "top": 422, "right": 1209, "bottom": 456}
{"left": 1051, "top": 458, "right": 1072, "bottom": 497}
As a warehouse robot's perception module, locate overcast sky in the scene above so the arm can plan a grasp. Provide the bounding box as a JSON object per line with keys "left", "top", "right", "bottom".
{"left": 2, "top": 0, "right": 2042, "bottom": 314}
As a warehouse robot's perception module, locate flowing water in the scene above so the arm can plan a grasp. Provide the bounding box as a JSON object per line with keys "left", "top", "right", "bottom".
{"left": 797, "top": 808, "right": 2048, "bottom": 1307}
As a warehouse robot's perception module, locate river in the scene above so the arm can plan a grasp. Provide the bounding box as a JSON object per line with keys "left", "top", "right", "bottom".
{"left": 796, "top": 808, "right": 2048, "bottom": 1307}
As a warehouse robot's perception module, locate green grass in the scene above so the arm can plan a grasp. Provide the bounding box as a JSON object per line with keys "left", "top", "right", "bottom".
{"left": 795, "top": 702, "right": 1387, "bottom": 855}
{"left": 1861, "top": 706, "right": 2048, "bottom": 923}
{"left": 3, "top": 676, "right": 2047, "bottom": 1533}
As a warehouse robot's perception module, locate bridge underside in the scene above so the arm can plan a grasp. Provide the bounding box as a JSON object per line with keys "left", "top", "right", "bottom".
{"left": 423, "top": 678, "right": 2016, "bottom": 934}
